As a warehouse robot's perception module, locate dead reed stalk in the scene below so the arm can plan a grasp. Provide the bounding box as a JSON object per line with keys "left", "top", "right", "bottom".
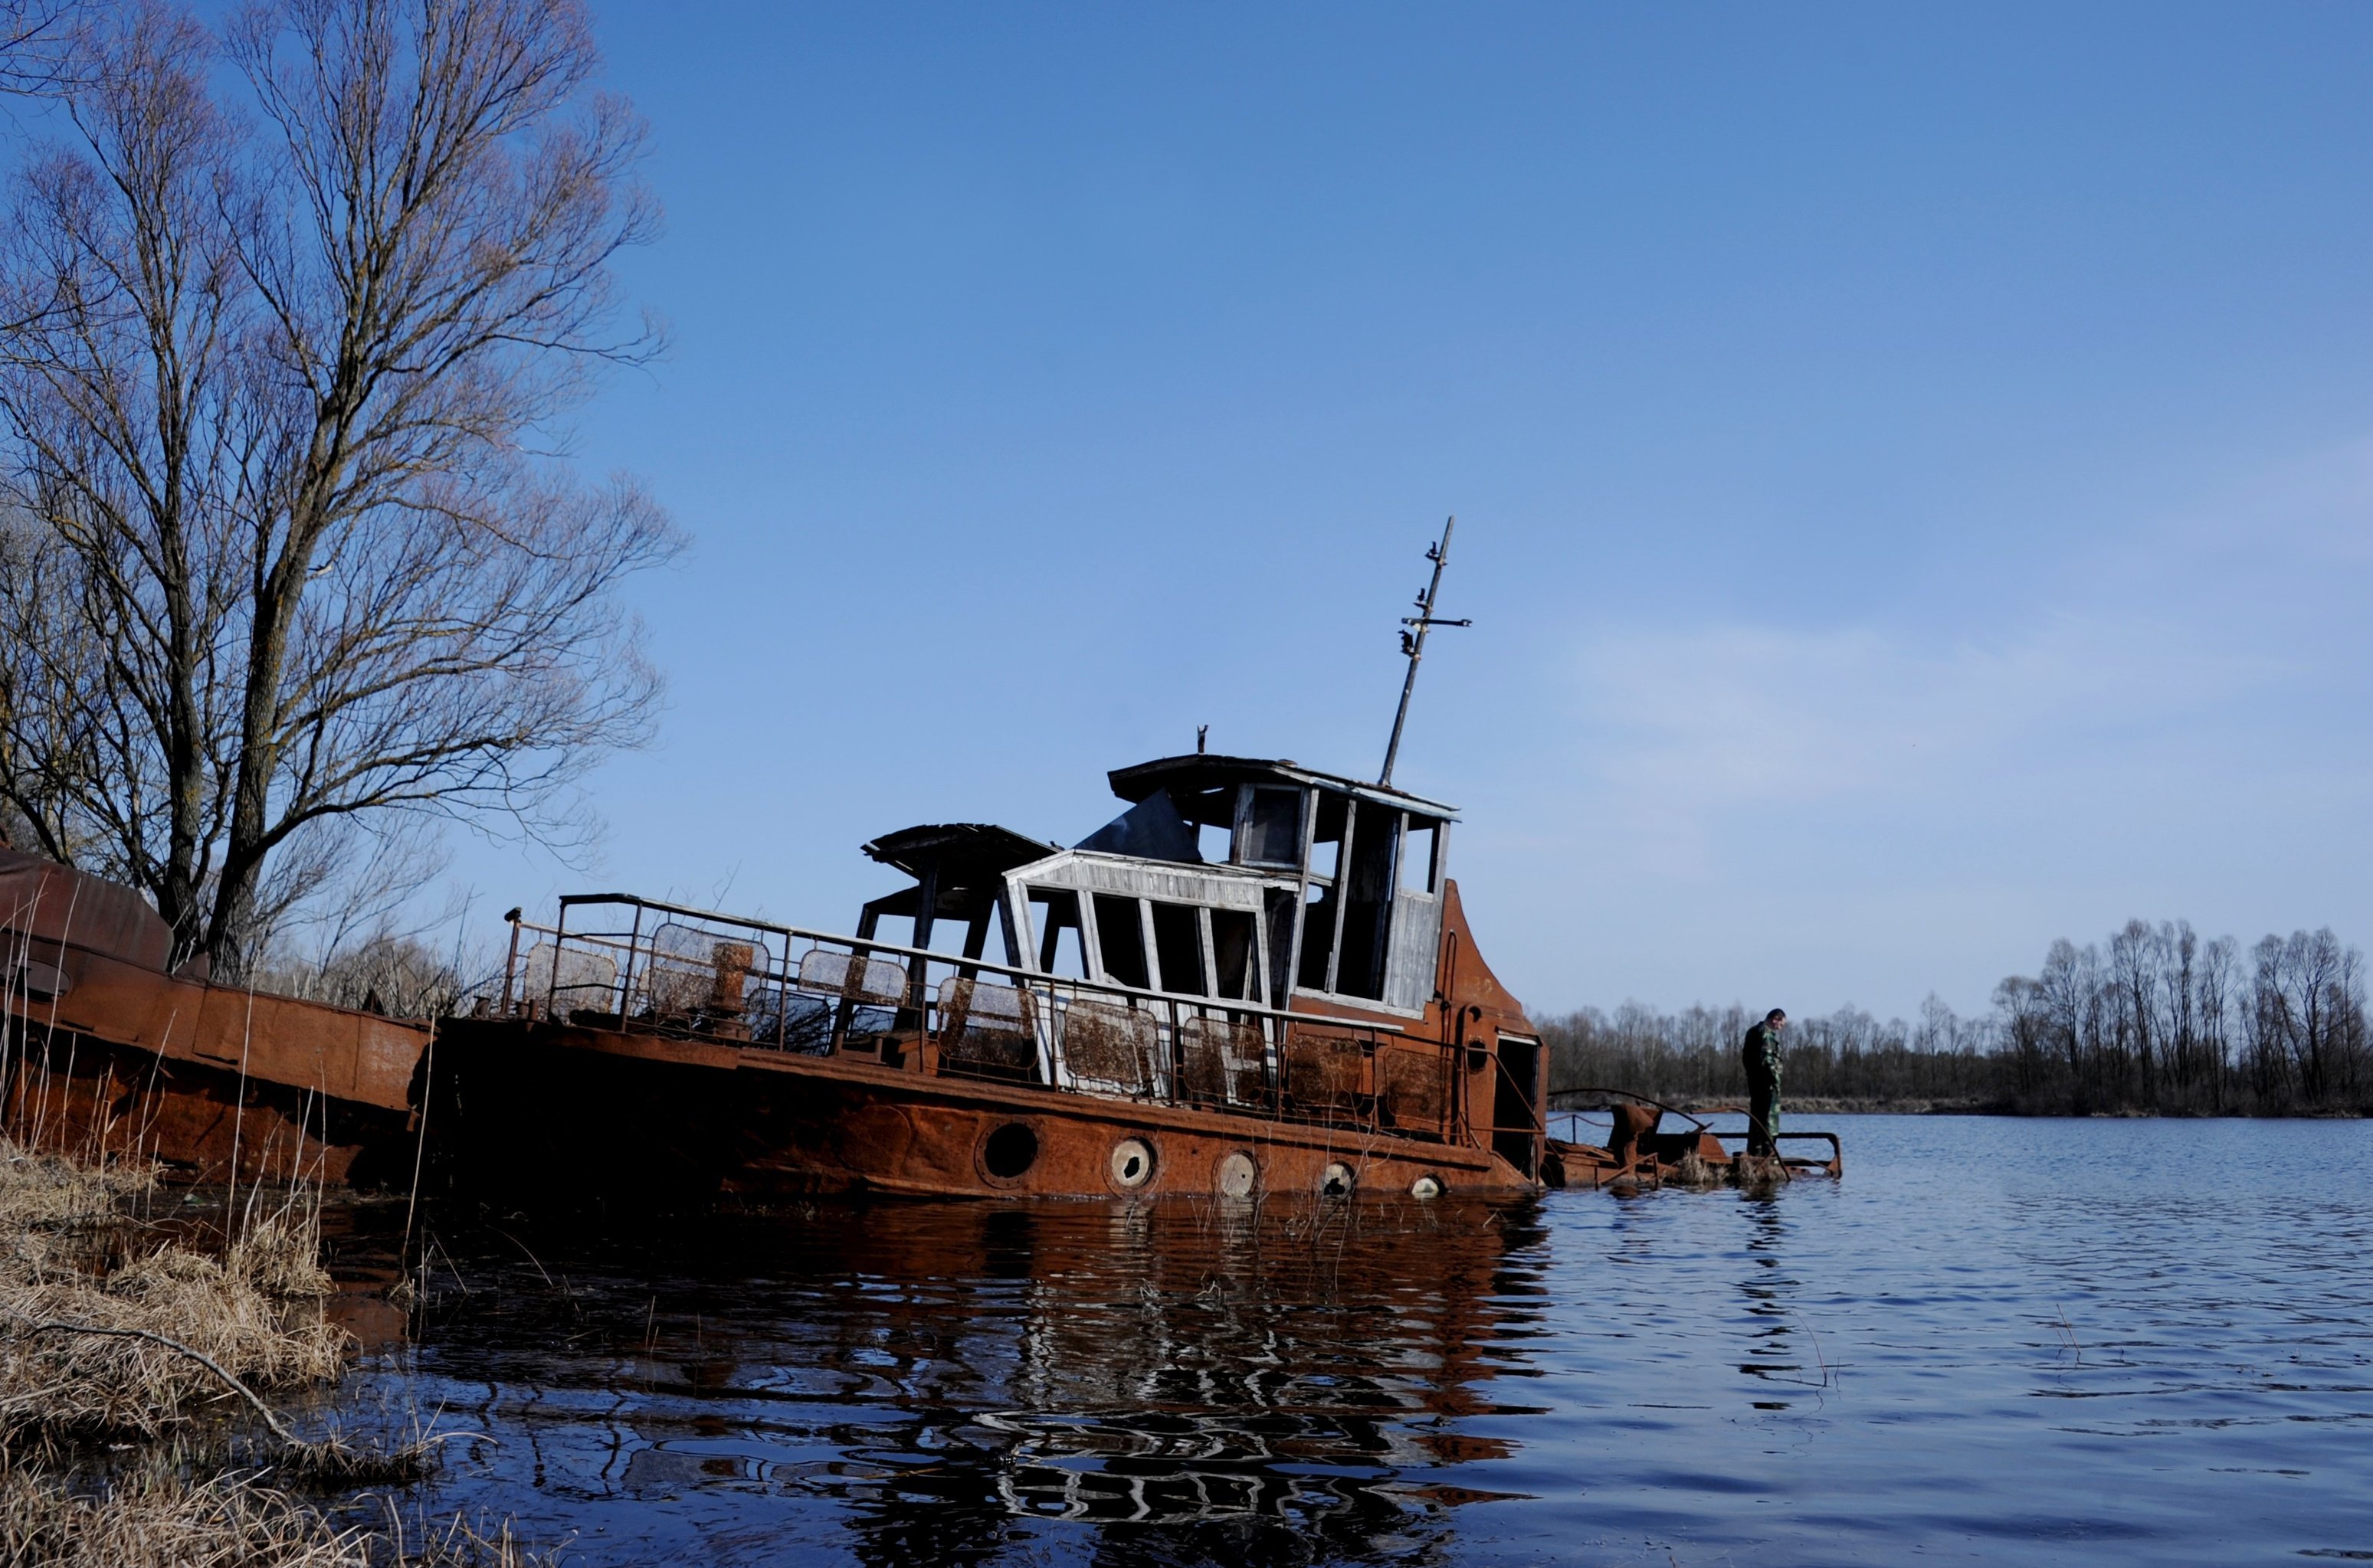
{"left": 0, "top": 1141, "right": 538, "bottom": 1564}
{"left": 0, "top": 1458, "right": 539, "bottom": 1566}
{"left": 0, "top": 1142, "right": 347, "bottom": 1447}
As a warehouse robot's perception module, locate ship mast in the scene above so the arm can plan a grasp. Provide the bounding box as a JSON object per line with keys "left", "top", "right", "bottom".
{"left": 1378, "top": 516, "right": 1471, "bottom": 788}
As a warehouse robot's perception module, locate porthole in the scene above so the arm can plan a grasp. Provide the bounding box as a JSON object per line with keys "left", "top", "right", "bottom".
{"left": 1216, "top": 1151, "right": 1257, "bottom": 1199}
{"left": 982, "top": 1121, "right": 1040, "bottom": 1181}
{"left": 1319, "top": 1160, "right": 1355, "bottom": 1197}
{"left": 9, "top": 961, "right": 69, "bottom": 999}
{"left": 1109, "top": 1137, "right": 1155, "bottom": 1190}
{"left": 1410, "top": 1173, "right": 1444, "bottom": 1200}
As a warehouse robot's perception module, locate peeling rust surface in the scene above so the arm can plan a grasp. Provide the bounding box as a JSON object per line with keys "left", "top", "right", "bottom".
{"left": 2, "top": 849, "right": 427, "bottom": 1183}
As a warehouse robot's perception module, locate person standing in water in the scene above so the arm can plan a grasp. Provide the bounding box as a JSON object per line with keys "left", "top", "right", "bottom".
{"left": 1741, "top": 1009, "right": 1787, "bottom": 1157}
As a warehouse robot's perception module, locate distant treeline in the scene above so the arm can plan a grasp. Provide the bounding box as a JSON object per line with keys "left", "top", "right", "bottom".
{"left": 1542, "top": 921, "right": 2372, "bottom": 1117}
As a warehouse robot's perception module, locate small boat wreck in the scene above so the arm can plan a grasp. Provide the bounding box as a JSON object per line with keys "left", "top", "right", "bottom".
{"left": 434, "top": 751, "right": 1558, "bottom": 1203}
{"left": 0, "top": 844, "right": 430, "bottom": 1183}
{"left": 1545, "top": 1092, "right": 1844, "bottom": 1188}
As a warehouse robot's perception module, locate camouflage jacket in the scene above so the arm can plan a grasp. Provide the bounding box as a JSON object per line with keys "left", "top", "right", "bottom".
{"left": 1741, "top": 1022, "right": 1784, "bottom": 1083}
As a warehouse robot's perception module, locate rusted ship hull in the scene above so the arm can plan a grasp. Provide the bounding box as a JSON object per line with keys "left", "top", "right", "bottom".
{"left": 432, "top": 859, "right": 1553, "bottom": 1205}
{"left": 431, "top": 1013, "right": 1521, "bottom": 1205}
{"left": 2, "top": 1022, "right": 420, "bottom": 1185}
{"left": 2, "top": 847, "right": 428, "bottom": 1183}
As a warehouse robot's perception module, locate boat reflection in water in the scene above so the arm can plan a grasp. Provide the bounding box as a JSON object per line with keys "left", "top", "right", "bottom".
{"left": 379, "top": 1194, "right": 1552, "bottom": 1564}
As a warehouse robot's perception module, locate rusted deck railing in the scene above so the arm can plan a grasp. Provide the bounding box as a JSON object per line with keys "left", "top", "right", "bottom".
{"left": 498, "top": 894, "right": 1466, "bottom": 1144}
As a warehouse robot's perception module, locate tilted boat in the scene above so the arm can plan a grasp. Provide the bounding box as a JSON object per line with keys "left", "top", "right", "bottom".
{"left": 430, "top": 519, "right": 1839, "bottom": 1204}
{"left": 433, "top": 760, "right": 1838, "bottom": 1203}
{"left": 433, "top": 750, "right": 1556, "bottom": 1202}
{"left": 0, "top": 843, "right": 430, "bottom": 1183}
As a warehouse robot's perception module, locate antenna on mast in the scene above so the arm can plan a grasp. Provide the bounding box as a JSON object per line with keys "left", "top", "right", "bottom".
{"left": 1379, "top": 516, "right": 1472, "bottom": 787}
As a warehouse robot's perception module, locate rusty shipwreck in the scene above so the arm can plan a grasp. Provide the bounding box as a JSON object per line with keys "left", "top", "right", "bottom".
{"left": 0, "top": 516, "right": 1834, "bottom": 1200}
{"left": 1, "top": 843, "right": 429, "bottom": 1183}
{"left": 436, "top": 751, "right": 1561, "bottom": 1202}
{"left": 436, "top": 752, "right": 1834, "bottom": 1202}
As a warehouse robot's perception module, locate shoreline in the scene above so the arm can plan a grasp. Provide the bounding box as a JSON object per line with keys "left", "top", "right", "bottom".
{"left": 1555, "top": 1093, "right": 2373, "bottom": 1119}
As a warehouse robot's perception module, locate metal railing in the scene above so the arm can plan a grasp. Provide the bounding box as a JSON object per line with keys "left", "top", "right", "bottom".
{"left": 500, "top": 893, "right": 1465, "bottom": 1144}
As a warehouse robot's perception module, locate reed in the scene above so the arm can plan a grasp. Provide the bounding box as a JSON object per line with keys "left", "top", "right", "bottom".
{"left": 0, "top": 1146, "right": 346, "bottom": 1447}
{"left": 0, "top": 1461, "right": 536, "bottom": 1567}
{"left": 0, "top": 1141, "right": 536, "bottom": 1566}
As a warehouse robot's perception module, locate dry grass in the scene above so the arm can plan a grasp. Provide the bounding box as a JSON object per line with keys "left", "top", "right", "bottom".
{"left": 0, "top": 1145, "right": 153, "bottom": 1232}
{"left": 0, "top": 1460, "right": 363, "bottom": 1568}
{"left": 0, "top": 1142, "right": 541, "bottom": 1566}
{"left": 0, "top": 1461, "right": 539, "bottom": 1566}
{"left": 0, "top": 1146, "right": 348, "bottom": 1445}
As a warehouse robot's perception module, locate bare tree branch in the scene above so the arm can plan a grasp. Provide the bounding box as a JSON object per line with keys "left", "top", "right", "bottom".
{"left": 0, "top": 0, "right": 678, "bottom": 974}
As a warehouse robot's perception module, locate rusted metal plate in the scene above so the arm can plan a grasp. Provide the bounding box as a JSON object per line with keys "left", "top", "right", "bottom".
{"left": 1378, "top": 1043, "right": 1451, "bottom": 1133}
{"left": 1, "top": 847, "right": 429, "bottom": 1183}
{"left": 1279, "top": 1030, "right": 1365, "bottom": 1115}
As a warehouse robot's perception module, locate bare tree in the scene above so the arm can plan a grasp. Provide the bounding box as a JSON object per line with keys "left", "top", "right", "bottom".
{"left": 2194, "top": 934, "right": 2236, "bottom": 1108}
{"left": 1542, "top": 919, "right": 2364, "bottom": 1117}
{"left": 2108, "top": 918, "right": 2159, "bottom": 1102}
{"left": 2034, "top": 938, "right": 2091, "bottom": 1085}
{"left": 0, "top": 0, "right": 679, "bottom": 974}
{"left": 0, "top": 1, "right": 82, "bottom": 94}
{"left": 1993, "top": 974, "right": 2047, "bottom": 1094}
{"left": 2158, "top": 919, "right": 2198, "bottom": 1102}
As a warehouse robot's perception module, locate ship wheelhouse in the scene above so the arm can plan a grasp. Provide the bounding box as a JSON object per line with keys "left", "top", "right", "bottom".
{"left": 1006, "top": 755, "right": 1452, "bottom": 1019}
{"left": 855, "top": 755, "right": 1456, "bottom": 1023}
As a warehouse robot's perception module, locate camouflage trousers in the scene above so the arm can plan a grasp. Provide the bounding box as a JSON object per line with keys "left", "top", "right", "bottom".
{"left": 1747, "top": 1075, "right": 1781, "bottom": 1157}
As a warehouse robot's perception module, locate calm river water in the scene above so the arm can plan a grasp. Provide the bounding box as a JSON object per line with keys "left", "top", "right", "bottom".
{"left": 318, "top": 1116, "right": 2373, "bottom": 1566}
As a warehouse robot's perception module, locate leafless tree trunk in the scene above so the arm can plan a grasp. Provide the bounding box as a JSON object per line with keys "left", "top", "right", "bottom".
{"left": 2248, "top": 934, "right": 2297, "bottom": 1108}
{"left": 2194, "top": 933, "right": 2235, "bottom": 1110}
{"left": 0, "top": 0, "right": 679, "bottom": 974}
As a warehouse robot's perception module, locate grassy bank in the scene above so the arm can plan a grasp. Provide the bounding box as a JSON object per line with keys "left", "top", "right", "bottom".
{"left": 0, "top": 1142, "right": 528, "bottom": 1566}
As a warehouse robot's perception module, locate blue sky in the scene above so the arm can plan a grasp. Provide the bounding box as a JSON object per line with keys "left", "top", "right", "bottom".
{"left": 449, "top": 2, "right": 2373, "bottom": 1022}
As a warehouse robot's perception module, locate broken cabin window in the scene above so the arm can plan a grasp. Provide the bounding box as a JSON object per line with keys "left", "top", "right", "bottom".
{"left": 1242, "top": 787, "right": 1303, "bottom": 867}
{"left": 1197, "top": 819, "right": 1233, "bottom": 864}
{"left": 1263, "top": 888, "right": 1297, "bottom": 1010}
{"left": 1307, "top": 791, "right": 1347, "bottom": 881}
{"left": 1175, "top": 785, "right": 1237, "bottom": 865}
{"left": 1334, "top": 800, "right": 1401, "bottom": 1001}
{"left": 1211, "top": 908, "right": 1257, "bottom": 1001}
{"left": 1149, "top": 901, "right": 1207, "bottom": 996}
{"left": 1296, "top": 879, "right": 1337, "bottom": 991}
{"left": 1028, "top": 887, "right": 1090, "bottom": 979}
{"left": 1294, "top": 790, "right": 1352, "bottom": 992}
{"left": 1091, "top": 894, "right": 1150, "bottom": 990}
{"left": 1401, "top": 819, "right": 1441, "bottom": 893}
